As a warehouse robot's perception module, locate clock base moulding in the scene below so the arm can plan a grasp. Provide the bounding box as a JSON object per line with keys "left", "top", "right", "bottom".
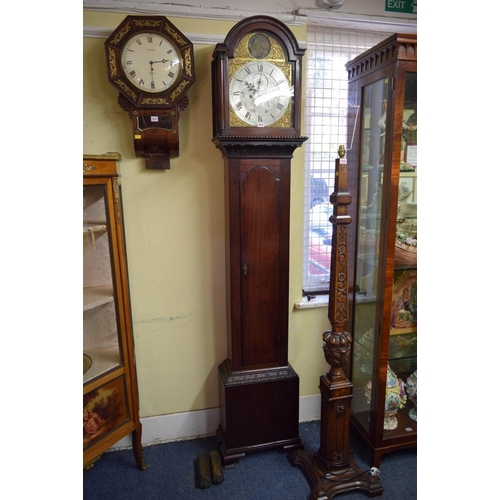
{"left": 216, "top": 359, "right": 302, "bottom": 468}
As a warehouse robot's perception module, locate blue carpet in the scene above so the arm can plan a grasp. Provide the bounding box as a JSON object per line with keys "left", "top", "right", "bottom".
{"left": 83, "top": 420, "right": 416, "bottom": 499}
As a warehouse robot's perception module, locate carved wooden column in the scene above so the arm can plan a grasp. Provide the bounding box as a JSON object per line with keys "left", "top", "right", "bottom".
{"left": 290, "top": 146, "right": 383, "bottom": 499}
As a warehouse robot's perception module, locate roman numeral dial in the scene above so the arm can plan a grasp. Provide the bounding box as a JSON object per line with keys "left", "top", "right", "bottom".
{"left": 120, "top": 32, "right": 182, "bottom": 93}
{"left": 228, "top": 61, "right": 293, "bottom": 127}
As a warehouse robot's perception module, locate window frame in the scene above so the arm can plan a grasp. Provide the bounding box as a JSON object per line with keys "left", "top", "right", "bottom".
{"left": 302, "top": 27, "right": 390, "bottom": 296}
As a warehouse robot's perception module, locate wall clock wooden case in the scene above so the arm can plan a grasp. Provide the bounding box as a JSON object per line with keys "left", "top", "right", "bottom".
{"left": 105, "top": 15, "right": 195, "bottom": 169}
{"left": 212, "top": 15, "right": 307, "bottom": 467}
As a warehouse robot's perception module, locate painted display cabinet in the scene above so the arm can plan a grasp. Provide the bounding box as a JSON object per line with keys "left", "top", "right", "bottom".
{"left": 345, "top": 34, "right": 417, "bottom": 467}
{"left": 83, "top": 153, "right": 146, "bottom": 471}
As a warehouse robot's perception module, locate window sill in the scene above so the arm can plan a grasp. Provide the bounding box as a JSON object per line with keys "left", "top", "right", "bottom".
{"left": 294, "top": 294, "right": 329, "bottom": 310}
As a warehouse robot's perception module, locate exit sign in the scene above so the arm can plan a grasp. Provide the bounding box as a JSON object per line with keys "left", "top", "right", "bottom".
{"left": 385, "top": 0, "right": 417, "bottom": 14}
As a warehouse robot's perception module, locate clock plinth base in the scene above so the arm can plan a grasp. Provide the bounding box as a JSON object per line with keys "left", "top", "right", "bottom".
{"left": 217, "top": 359, "right": 302, "bottom": 468}
{"left": 290, "top": 449, "right": 384, "bottom": 499}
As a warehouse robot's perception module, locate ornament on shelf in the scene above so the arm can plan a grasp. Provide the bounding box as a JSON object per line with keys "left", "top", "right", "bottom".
{"left": 365, "top": 364, "right": 407, "bottom": 430}
{"left": 405, "top": 370, "right": 417, "bottom": 421}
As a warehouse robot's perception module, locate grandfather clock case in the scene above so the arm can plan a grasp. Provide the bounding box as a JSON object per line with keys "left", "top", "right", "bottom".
{"left": 212, "top": 16, "right": 307, "bottom": 468}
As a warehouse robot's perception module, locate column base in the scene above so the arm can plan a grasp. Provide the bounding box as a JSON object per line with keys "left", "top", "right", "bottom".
{"left": 290, "top": 449, "right": 383, "bottom": 499}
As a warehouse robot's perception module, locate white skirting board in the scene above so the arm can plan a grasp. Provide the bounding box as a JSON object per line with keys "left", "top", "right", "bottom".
{"left": 110, "top": 394, "right": 321, "bottom": 450}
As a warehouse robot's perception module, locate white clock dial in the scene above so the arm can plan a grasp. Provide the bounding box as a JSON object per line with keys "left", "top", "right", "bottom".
{"left": 229, "top": 61, "right": 293, "bottom": 126}
{"left": 121, "top": 33, "right": 182, "bottom": 93}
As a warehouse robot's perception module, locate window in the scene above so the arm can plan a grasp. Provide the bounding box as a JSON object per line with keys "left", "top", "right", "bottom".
{"left": 302, "top": 28, "right": 388, "bottom": 295}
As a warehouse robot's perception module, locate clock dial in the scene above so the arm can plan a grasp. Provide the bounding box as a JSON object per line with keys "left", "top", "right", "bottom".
{"left": 229, "top": 61, "right": 293, "bottom": 127}
{"left": 121, "top": 33, "right": 182, "bottom": 94}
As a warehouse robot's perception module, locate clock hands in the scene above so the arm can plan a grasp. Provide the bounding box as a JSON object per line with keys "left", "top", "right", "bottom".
{"left": 149, "top": 59, "right": 180, "bottom": 68}
{"left": 149, "top": 63, "right": 155, "bottom": 90}
{"left": 148, "top": 59, "right": 173, "bottom": 90}
{"left": 150, "top": 59, "right": 170, "bottom": 65}
{"left": 243, "top": 75, "right": 272, "bottom": 103}
{"left": 241, "top": 71, "right": 292, "bottom": 109}
{"left": 252, "top": 73, "right": 268, "bottom": 90}
{"left": 244, "top": 81, "right": 256, "bottom": 93}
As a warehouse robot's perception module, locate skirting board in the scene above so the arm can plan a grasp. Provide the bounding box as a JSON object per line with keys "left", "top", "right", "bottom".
{"left": 110, "top": 394, "right": 321, "bottom": 451}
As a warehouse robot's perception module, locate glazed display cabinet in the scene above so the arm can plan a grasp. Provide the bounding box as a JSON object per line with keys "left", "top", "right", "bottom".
{"left": 83, "top": 153, "right": 146, "bottom": 471}
{"left": 345, "top": 34, "right": 417, "bottom": 467}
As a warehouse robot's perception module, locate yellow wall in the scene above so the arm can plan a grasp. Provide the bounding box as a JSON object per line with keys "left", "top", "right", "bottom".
{"left": 83, "top": 11, "right": 331, "bottom": 419}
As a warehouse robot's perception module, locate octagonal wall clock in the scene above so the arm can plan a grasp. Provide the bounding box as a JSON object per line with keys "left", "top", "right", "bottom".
{"left": 105, "top": 15, "right": 195, "bottom": 169}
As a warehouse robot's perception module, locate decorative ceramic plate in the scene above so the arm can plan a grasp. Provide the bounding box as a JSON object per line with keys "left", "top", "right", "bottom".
{"left": 83, "top": 354, "right": 92, "bottom": 375}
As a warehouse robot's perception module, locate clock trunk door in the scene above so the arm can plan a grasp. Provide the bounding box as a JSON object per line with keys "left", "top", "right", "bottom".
{"left": 233, "top": 160, "right": 289, "bottom": 371}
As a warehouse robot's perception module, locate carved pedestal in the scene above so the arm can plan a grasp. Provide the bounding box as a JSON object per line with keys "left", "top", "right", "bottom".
{"left": 291, "top": 369, "right": 383, "bottom": 499}
{"left": 290, "top": 149, "right": 383, "bottom": 498}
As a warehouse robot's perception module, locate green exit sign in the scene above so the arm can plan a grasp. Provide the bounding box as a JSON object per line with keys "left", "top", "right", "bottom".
{"left": 385, "top": 0, "right": 417, "bottom": 14}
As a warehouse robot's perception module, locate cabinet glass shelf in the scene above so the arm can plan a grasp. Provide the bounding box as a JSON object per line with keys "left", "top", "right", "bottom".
{"left": 83, "top": 285, "right": 114, "bottom": 311}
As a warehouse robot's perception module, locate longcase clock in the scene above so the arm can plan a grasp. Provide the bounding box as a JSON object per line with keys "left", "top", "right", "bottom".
{"left": 105, "top": 15, "right": 195, "bottom": 169}
{"left": 212, "top": 15, "right": 307, "bottom": 467}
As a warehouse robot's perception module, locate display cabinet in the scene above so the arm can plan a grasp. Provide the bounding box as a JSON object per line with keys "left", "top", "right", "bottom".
{"left": 345, "top": 34, "right": 417, "bottom": 467}
{"left": 83, "top": 153, "right": 146, "bottom": 471}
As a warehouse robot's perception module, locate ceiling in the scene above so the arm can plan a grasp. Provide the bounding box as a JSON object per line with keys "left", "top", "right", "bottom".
{"left": 82, "top": 0, "right": 417, "bottom": 32}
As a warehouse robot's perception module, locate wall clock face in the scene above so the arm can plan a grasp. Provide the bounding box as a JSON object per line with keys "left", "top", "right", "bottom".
{"left": 120, "top": 32, "right": 182, "bottom": 94}
{"left": 228, "top": 32, "right": 294, "bottom": 128}
{"left": 105, "top": 15, "right": 195, "bottom": 109}
{"left": 228, "top": 60, "right": 293, "bottom": 127}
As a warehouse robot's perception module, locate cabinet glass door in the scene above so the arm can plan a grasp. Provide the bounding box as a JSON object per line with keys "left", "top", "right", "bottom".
{"left": 389, "top": 70, "right": 417, "bottom": 425}
{"left": 83, "top": 182, "right": 122, "bottom": 384}
{"left": 351, "top": 76, "right": 388, "bottom": 433}
{"left": 351, "top": 71, "right": 417, "bottom": 438}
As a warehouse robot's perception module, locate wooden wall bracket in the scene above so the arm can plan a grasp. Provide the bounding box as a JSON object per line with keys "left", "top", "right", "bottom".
{"left": 118, "top": 93, "right": 188, "bottom": 170}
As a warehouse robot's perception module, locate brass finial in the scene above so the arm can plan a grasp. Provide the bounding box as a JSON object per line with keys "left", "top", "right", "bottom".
{"left": 338, "top": 145, "right": 345, "bottom": 158}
